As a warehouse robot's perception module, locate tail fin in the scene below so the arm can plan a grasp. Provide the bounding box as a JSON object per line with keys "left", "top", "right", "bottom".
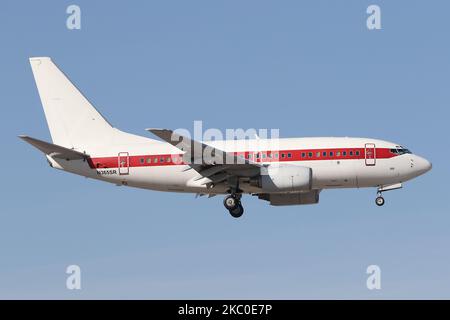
{"left": 29, "top": 57, "right": 114, "bottom": 149}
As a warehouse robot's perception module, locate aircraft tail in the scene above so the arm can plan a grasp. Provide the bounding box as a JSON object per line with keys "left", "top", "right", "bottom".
{"left": 29, "top": 57, "right": 115, "bottom": 150}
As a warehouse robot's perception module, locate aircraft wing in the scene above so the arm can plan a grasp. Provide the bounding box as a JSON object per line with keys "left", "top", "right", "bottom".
{"left": 19, "top": 135, "right": 89, "bottom": 160}
{"left": 147, "top": 128, "right": 260, "bottom": 167}
{"left": 146, "top": 128, "right": 261, "bottom": 186}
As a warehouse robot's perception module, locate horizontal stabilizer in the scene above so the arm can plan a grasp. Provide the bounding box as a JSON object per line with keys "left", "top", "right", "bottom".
{"left": 19, "top": 135, "right": 89, "bottom": 160}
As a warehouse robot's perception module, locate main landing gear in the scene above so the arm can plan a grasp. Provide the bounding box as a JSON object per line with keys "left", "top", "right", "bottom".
{"left": 375, "top": 191, "right": 385, "bottom": 207}
{"left": 223, "top": 194, "right": 244, "bottom": 218}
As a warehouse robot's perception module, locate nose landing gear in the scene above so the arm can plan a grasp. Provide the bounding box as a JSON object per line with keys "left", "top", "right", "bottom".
{"left": 375, "top": 188, "right": 385, "bottom": 206}
{"left": 223, "top": 194, "right": 244, "bottom": 218}
{"left": 374, "top": 183, "right": 403, "bottom": 207}
{"left": 375, "top": 193, "right": 385, "bottom": 206}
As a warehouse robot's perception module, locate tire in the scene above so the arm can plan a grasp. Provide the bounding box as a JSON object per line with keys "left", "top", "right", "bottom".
{"left": 375, "top": 196, "right": 385, "bottom": 206}
{"left": 223, "top": 195, "right": 238, "bottom": 210}
{"left": 229, "top": 204, "right": 244, "bottom": 218}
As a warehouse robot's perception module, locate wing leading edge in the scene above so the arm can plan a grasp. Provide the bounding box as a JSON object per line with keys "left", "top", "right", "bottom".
{"left": 146, "top": 128, "right": 262, "bottom": 186}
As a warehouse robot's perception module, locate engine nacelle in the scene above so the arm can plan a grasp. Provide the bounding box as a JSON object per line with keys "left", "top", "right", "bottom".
{"left": 251, "top": 164, "right": 312, "bottom": 192}
{"left": 257, "top": 190, "right": 320, "bottom": 206}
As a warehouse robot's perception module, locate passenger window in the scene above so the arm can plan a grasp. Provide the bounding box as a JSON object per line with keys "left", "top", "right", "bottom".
{"left": 166, "top": 157, "right": 171, "bottom": 162}
{"left": 330, "top": 151, "right": 334, "bottom": 157}
{"left": 281, "top": 153, "right": 285, "bottom": 158}
{"left": 356, "top": 151, "right": 360, "bottom": 156}
{"left": 287, "top": 153, "right": 292, "bottom": 158}
{"left": 274, "top": 153, "right": 279, "bottom": 158}
{"left": 336, "top": 151, "right": 341, "bottom": 156}
{"left": 301, "top": 152, "right": 306, "bottom": 158}
{"left": 343, "top": 151, "right": 347, "bottom": 156}
{"left": 349, "top": 151, "right": 353, "bottom": 156}
{"left": 316, "top": 152, "right": 321, "bottom": 157}
{"left": 147, "top": 158, "right": 151, "bottom": 164}
{"left": 322, "top": 151, "right": 326, "bottom": 157}
{"left": 308, "top": 152, "right": 313, "bottom": 158}
{"left": 140, "top": 158, "right": 144, "bottom": 164}
{"left": 160, "top": 157, "right": 164, "bottom": 163}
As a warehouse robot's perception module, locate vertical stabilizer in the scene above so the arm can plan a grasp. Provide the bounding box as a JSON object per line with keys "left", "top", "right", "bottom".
{"left": 29, "top": 57, "right": 114, "bottom": 149}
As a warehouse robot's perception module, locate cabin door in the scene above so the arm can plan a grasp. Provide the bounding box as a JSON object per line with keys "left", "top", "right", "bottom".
{"left": 365, "top": 143, "right": 376, "bottom": 166}
{"left": 118, "top": 152, "right": 130, "bottom": 175}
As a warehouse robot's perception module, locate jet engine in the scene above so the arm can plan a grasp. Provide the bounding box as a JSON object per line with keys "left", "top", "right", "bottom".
{"left": 257, "top": 190, "right": 320, "bottom": 206}
{"left": 250, "top": 164, "right": 312, "bottom": 192}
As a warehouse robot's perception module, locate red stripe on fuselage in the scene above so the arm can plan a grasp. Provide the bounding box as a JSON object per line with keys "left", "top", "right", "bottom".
{"left": 87, "top": 147, "right": 398, "bottom": 169}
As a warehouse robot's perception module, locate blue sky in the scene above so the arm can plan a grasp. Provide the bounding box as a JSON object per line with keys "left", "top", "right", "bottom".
{"left": 0, "top": 0, "right": 449, "bottom": 299}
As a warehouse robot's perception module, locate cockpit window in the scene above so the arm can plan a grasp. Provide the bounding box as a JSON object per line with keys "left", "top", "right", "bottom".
{"left": 391, "top": 147, "right": 412, "bottom": 155}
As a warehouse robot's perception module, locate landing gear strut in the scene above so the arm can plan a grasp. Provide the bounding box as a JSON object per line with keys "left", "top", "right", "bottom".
{"left": 375, "top": 191, "right": 385, "bottom": 207}
{"left": 224, "top": 177, "right": 244, "bottom": 218}
{"left": 223, "top": 194, "right": 244, "bottom": 218}
{"left": 374, "top": 183, "right": 402, "bottom": 207}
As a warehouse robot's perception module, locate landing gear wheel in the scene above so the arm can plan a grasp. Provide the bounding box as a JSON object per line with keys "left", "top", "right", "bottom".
{"left": 375, "top": 196, "right": 385, "bottom": 206}
{"left": 223, "top": 195, "right": 238, "bottom": 210}
{"left": 229, "top": 204, "right": 244, "bottom": 218}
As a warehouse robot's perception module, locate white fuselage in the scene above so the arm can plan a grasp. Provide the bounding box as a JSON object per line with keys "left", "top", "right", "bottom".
{"left": 24, "top": 57, "right": 432, "bottom": 212}
{"left": 47, "top": 135, "right": 431, "bottom": 195}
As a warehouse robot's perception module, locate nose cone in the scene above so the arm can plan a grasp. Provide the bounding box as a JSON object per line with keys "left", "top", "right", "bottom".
{"left": 415, "top": 156, "right": 432, "bottom": 175}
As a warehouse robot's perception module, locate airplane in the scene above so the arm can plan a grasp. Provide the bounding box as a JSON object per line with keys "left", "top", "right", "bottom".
{"left": 20, "top": 57, "right": 432, "bottom": 218}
